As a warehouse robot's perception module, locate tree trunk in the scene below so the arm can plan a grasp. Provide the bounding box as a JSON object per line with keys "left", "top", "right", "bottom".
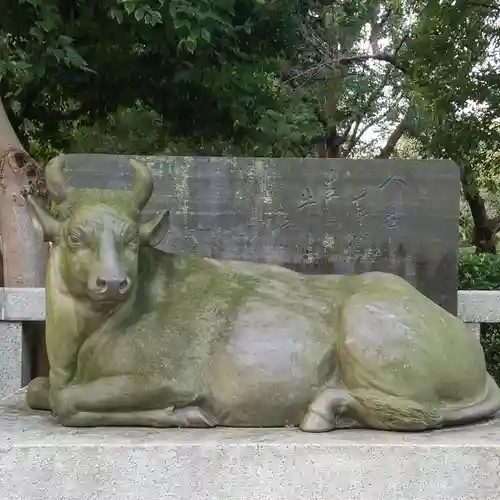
{"left": 460, "top": 160, "right": 496, "bottom": 253}
{"left": 0, "top": 97, "right": 50, "bottom": 381}
{"left": 0, "top": 97, "right": 48, "bottom": 286}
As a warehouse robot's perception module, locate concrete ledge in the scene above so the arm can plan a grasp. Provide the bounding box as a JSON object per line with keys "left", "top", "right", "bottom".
{"left": 2, "top": 287, "right": 500, "bottom": 322}
{"left": 0, "top": 288, "right": 45, "bottom": 321}
{"left": 1, "top": 392, "right": 500, "bottom": 499}
{"left": 458, "top": 290, "right": 500, "bottom": 323}
{"left": 1, "top": 288, "right": 499, "bottom": 323}
{"left": 0, "top": 324, "right": 28, "bottom": 399}
{"left": 0, "top": 287, "right": 500, "bottom": 322}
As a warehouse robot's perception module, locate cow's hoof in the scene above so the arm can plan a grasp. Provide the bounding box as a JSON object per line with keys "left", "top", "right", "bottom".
{"left": 300, "top": 410, "right": 335, "bottom": 432}
{"left": 26, "top": 377, "right": 51, "bottom": 411}
{"left": 173, "top": 406, "right": 218, "bottom": 428}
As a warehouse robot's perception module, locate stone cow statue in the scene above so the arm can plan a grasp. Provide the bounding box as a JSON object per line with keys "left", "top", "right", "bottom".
{"left": 25, "top": 155, "right": 500, "bottom": 431}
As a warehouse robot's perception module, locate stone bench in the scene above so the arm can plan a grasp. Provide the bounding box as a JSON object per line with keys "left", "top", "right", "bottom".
{"left": 0, "top": 287, "right": 498, "bottom": 398}
{"left": 458, "top": 290, "right": 500, "bottom": 339}
{"left": 0, "top": 287, "right": 44, "bottom": 399}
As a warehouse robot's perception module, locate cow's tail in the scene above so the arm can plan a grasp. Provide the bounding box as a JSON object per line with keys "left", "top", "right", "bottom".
{"left": 348, "top": 374, "right": 500, "bottom": 431}
{"left": 348, "top": 388, "right": 443, "bottom": 431}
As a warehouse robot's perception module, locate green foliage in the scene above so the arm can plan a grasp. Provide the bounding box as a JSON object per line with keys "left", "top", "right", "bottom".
{"left": 2, "top": 0, "right": 500, "bottom": 248}
{"left": 458, "top": 251, "right": 500, "bottom": 384}
{"left": 0, "top": 0, "right": 309, "bottom": 150}
{"left": 67, "top": 105, "right": 165, "bottom": 155}
{"left": 458, "top": 252, "right": 500, "bottom": 291}
{"left": 2, "top": 0, "right": 499, "bottom": 163}
{"left": 481, "top": 326, "right": 500, "bottom": 386}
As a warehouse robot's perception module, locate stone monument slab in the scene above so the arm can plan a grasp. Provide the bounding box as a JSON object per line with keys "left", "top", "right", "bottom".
{"left": 1, "top": 391, "right": 499, "bottom": 500}
{"left": 62, "top": 155, "right": 460, "bottom": 313}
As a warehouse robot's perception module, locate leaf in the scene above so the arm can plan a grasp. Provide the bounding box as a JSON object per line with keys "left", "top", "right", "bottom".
{"left": 10, "top": 100, "right": 21, "bottom": 115}
{"left": 63, "top": 46, "right": 88, "bottom": 68}
{"left": 173, "top": 18, "right": 191, "bottom": 30}
{"left": 29, "top": 27, "right": 44, "bottom": 40}
{"left": 46, "top": 47, "right": 65, "bottom": 61}
{"left": 109, "top": 8, "right": 124, "bottom": 23}
{"left": 123, "top": 1, "right": 136, "bottom": 15}
{"left": 58, "top": 35, "right": 73, "bottom": 46}
{"left": 201, "top": 28, "right": 211, "bottom": 42}
{"left": 37, "top": 7, "right": 60, "bottom": 33}
{"left": 146, "top": 10, "right": 163, "bottom": 26}
{"left": 134, "top": 7, "right": 145, "bottom": 21}
{"left": 178, "top": 36, "right": 197, "bottom": 53}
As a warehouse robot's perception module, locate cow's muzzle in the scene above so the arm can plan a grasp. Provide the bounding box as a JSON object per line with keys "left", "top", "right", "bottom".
{"left": 88, "top": 275, "right": 132, "bottom": 302}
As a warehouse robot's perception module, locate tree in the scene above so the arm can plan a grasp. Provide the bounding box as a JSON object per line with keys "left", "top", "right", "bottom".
{"left": 267, "top": 1, "right": 499, "bottom": 157}
{"left": 1, "top": 0, "right": 309, "bottom": 154}
{"left": 402, "top": 1, "right": 500, "bottom": 252}
{"left": 267, "top": 1, "right": 500, "bottom": 254}
{"left": 260, "top": 0, "right": 418, "bottom": 157}
{"left": 3, "top": 0, "right": 500, "bottom": 255}
{"left": 0, "top": 0, "right": 311, "bottom": 287}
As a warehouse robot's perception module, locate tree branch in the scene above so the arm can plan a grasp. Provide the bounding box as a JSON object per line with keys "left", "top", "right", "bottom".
{"left": 376, "top": 109, "right": 412, "bottom": 158}
{"left": 344, "top": 118, "right": 362, "bottom": 156}
{"left": 467, "top": 1, "right": 500, "bottom": 12}
{"left": 337, "top": 52, "right": 407, "bottom": 72}
{"left": 370, "top": 4, "right": 383, "bottom": 55}
{"left": 369, "top": 4, "right": 392, "bottom": 55}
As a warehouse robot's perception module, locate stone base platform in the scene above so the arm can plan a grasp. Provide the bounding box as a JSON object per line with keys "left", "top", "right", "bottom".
{"left": 1, "top": 392, "right": 500, "bottom": 500}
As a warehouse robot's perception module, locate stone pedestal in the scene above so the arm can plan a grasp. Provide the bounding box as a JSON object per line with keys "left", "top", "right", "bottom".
{"left": 0, "top": 324, "right": 26, "bottom": 399}
{"left": 1, "top": 391, "right": 500, "bottom": 500}
{"left": 0, "top": 288, "right": 46, "bottom": 398}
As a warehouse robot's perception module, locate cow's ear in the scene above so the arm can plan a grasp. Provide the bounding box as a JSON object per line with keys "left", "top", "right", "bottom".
{"left": 25, "top": 195, "right": 61, "bottom": 243}
{"left": 140, "top": 210, "right": 169, "bottom": 246}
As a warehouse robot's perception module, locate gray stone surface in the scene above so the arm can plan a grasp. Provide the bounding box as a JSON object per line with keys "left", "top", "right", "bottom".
{"left": 458, "top": 290, "right": 500, "bottom": 323}
{"left": 0, "top": 324, "right": 28, "bottom": 399}
{"left": 0, "top": 287, "right": 45, "bottom": 321}
{"left": 1, "top": 391, "right": 500, "bottom": 500}
{"left": 0, "top": 288, "right": 492, "bottom": 323}
{"left": 62, "top": 155, "right": 460, "bottom": 313}
{"left": 467, "top": 322, "right": 481, "bottom": 339}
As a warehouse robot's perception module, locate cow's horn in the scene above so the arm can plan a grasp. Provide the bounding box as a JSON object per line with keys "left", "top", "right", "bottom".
{"left": 130, "top": 159, "right": 153, "bottom": 209}
{"left": 44, "top": 154, "right": 72, "bottom": 203}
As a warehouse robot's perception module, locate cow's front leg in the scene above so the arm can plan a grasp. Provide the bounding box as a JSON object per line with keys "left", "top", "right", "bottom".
{"left": 58, "top": 406, "right": 217, "bottom": 428}
{"left": 50, "top": 375, "right": 217, "bottom": 428}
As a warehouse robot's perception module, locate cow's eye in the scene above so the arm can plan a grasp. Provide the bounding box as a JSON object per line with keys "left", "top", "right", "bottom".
{"left": 68, "top": 231, "right": 83, "bottom": 247}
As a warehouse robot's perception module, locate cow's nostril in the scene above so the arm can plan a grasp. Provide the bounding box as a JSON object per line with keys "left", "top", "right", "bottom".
{"left": 119, "top": 278, "right": 131, "bottom": 294}
{"left": 95, "top": 278, "right": 108, "bottom": 292}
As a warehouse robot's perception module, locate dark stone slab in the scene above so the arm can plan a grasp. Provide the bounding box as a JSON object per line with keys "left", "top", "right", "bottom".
{"left": 61, "top": 154, "right": 460, "bottom": 314}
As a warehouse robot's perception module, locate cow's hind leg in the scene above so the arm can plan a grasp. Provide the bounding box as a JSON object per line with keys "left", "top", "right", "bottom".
{"left": 300, "top": 385, "right": 446, "bottom": 432}
{"left": 439, "top": 374, "right": 500, "bottom": 427}
{"left": 300, "top": 387, "right": 364, "bottom": 432}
